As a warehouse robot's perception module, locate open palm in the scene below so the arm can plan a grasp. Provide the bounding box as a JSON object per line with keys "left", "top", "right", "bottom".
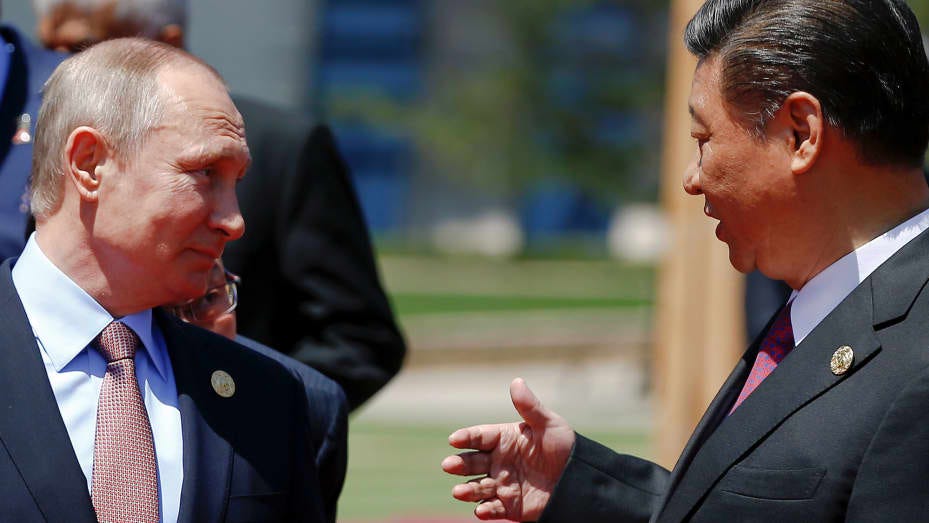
{"left": 442, "top": 378, "right": 576, "bottom": 521}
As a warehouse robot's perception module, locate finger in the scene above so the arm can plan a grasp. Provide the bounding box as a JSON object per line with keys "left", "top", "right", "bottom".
{"left": 510, "top": 377, "right": 554, "bottom": 428}
{"left": 475, "top": 498, "right": 508, "bottom": 520}
{"left": 441, "top": 451, "right": 492, "bottom": 476}
{"left": 451, "top": 477, "right": 497, "bottom": 502}
{"left": 448, "top": 424, "right": 503, "bottom": 451}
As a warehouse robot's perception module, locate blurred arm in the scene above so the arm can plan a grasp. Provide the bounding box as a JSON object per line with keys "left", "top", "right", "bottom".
{"left": 279, "top": 125, "right": 406, "bottom": 410}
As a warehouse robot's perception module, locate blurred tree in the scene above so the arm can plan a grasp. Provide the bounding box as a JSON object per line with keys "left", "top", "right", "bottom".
{"left": 912, "top": 1, "right": 929, "bottom": 27}
{"left": 329, "top": 0, "right": 669, "bottom": 203}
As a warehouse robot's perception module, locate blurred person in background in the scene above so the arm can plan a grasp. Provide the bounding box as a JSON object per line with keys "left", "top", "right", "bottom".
{"left": 167, "top": 258, "right": 348, "bottom": 523}
{"left": 0, "top": 6, "right": 63, "bottom": 260}
{"left": 31, "top": 0, "right": 407, "bottom": 411}
{"left": 443, "top": 0, "right": 929, "bottom": 521}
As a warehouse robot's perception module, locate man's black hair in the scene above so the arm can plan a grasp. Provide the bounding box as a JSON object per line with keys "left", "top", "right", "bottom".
{"left": 685, "top": 0, "right": 929, "bottom": 167}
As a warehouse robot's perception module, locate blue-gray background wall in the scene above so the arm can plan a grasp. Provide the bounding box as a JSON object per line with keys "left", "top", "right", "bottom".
{"left": 2, "top": 0, "right": 318, "bottom": 109}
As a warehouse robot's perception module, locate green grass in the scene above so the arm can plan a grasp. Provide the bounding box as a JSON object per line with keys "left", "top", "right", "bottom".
{"left": 391, "top": 293, "right": 650, "bottom": 316}
{"left": 337, "top": 421, "right": 651, "bottom": 521}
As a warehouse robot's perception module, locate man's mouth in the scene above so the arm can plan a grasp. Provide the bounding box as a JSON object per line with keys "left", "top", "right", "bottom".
{"left": 704, "top": 201, "right": 716, "bottom": 219}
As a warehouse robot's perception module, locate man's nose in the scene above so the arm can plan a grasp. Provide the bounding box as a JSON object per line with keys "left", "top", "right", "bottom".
{"left": 682, "top": 152, "right": 702, "bottom": 196}
{"left": 212, "top": 188, "right": 245, "bottom": 242}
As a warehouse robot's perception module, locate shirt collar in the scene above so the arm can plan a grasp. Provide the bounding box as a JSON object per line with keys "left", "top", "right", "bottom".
{"left": 790, "top": 207, "right": 929, "bottom": 345}
{"left": 11, "top": 233, "right": 169, "bottom": 378}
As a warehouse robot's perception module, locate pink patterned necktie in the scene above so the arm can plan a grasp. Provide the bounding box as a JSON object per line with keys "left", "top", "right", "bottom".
{"left": 729, "top": 303, "right": 794, "bottom": 414}
{"left": 91, "top": 321, "right": 160, "bottom": 523}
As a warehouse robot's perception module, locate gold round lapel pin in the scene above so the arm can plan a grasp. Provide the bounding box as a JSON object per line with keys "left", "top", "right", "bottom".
{"left": 830, "top": 346, "right": 854, "bottom": 376}
{"left": 211, "top": 370, "right": 236, "bottom": 398}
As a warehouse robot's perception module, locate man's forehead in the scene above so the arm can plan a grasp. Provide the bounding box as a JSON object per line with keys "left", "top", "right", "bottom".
{"left": 688, "top": 58, "right": 720, "bottom": 123}
{"left": 158, "top": 64, "right": 236, "bottom": 114}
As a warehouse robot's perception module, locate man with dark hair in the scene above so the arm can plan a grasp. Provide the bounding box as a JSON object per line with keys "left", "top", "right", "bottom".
{"left": 443, "top": 1, "right": 929, "bottom": 521}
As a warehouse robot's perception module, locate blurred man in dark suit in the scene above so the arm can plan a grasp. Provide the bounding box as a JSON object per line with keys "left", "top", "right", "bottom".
{"left": 32, "top": 0, "right": 406, "bottom": 410}
{"left": 0, "top": 12, "right": 63, "bottom": 259}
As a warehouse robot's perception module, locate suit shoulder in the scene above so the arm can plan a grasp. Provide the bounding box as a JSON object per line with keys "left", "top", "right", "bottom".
{"left": 235, "top": 335, "right": 347, "bottom": 403}
{"left": 2, "top": 26, "right": 65, "bottom": 74}
{"left": 163, "top": 317, "right": 303, "bottom": 397}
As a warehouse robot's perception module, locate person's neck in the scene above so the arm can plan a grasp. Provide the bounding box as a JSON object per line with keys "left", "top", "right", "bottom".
{"left": 35, "top": 220, "right": 149, "bottom": 318}
{"left": 784, "top": 164, "right": 929, "bottom": 290}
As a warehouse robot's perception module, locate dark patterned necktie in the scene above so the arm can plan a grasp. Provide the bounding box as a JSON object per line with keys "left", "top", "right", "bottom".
{"left": 91, "top": 321, "right": 159, "bottom": 522}
{"left": 729, "top": 303, "right": 794, "bottom": 414}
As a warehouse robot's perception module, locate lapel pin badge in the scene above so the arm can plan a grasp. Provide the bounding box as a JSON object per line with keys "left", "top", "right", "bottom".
{"left": 211, "top": 370, "right": 236, "bottom": 398}
{"left": 830, "top": 345, "right": 854, "bottom": 376}
{"left": 12, "top": 113, "right": 31, "bottom": 145}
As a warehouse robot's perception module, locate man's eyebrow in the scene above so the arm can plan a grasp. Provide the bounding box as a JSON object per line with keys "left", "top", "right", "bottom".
{"left": 178, "top": 144, "right": 250, "bottom": 166}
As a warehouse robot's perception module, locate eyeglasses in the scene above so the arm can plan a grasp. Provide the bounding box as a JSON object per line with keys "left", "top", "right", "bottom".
{"left": 169, "top": 269, "right": 241, "bottom": 323}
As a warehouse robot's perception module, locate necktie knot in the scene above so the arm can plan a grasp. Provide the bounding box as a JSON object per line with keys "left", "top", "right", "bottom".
{"left": 764, "top": 303, "right": 794, "bottom": 356}
{"left": 94, "top": 321, "right": 140, "bottom": 363}
{"left": 729, "top": 302, "right": 794, "bottom": 414}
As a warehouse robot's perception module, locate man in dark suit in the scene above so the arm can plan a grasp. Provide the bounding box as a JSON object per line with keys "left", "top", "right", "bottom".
{"left": 223, "top": 98, "right": 405, "bottom": 410}
{"left": 443, "top": 1, "right": 929, "bottom": 521}
{"left": 32, "top": 0, "right": 407, "bottom": 411}
{"left": 167, "top": 258, "right": 348, "bottom": 522}
{"left": 0, "top": 23, "right": 63, "bottom": 259}
{"left": 6, "top": 38, "right": 325, "bottom": 522}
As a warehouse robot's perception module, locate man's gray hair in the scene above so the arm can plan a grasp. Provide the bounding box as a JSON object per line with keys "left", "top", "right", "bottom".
{"left": 32, "top": 0, "right": 188, "bottom": 37}
{"left": 30, "top": 38, "right": 215, "bottom": 218}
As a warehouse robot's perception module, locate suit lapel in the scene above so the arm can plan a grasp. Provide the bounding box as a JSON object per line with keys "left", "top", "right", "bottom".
{"left": 650, "top": 310, "right": 787, "bottom": 522}
{"left": 0, "top": 261, "right": 96, "bottom": 522}
{"left": 159, "top": 311, "right": 235, "bottom": 523}
{"left": 650, "top": 350, "right": 753, "bottom": 521}
{"left": 656, "top": 228, "right": 929, "bottom": 522}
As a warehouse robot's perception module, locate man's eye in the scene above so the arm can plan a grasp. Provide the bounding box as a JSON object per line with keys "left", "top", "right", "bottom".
{"left": 203, "top": 289, "right": 222, "bottom": 305}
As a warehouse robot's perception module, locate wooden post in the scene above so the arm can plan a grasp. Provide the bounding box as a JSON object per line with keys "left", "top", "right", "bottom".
{"left": 651, "top": 0, "right": 745, "bottom": 469}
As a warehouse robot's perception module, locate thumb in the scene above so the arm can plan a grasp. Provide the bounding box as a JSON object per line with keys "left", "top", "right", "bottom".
{"left": 510, "top": 377, "right": 553, "bottom": 428}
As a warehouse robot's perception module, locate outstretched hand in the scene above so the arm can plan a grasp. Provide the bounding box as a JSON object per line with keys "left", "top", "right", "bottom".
{"left": 441, "top": 378, "right": 575, "bottom": 521}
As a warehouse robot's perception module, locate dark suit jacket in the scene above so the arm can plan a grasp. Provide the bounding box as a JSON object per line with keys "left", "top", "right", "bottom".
{"left": 235, "top": 334, "right": 348, "bottom": 522}
{"left": 0, "top": 260, "right": 326, "bottom": 523}
{"left": 0, "top": 27, "right": 64, "bottom": 260}
{"left": 540, "top": 227, "right": 929, "bottom": 522}
{"left": 224, "top": 96, "right": 406, "bottom": 410}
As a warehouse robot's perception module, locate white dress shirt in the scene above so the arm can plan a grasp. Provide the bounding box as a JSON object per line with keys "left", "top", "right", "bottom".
{"left": 789, "top": 207, "right": 929, "bottom": 346}
{"left": 11, "top": 234, "right": 182, "bottom": 523}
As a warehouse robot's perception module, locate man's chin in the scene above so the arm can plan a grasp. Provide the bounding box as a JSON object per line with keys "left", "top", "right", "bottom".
{"left": 727, "top": 247, "right": 757, "bottom": 274}
{"left": 167, "top": 277, "right": 210, "bottom": 306}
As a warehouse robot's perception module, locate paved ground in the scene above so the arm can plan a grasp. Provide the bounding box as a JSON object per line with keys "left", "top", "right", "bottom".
{"left": 356, "top": 354, "right": 653, "bottom": 432}
{"left": 357, "top": 297, "right": 654, "bottom": 432}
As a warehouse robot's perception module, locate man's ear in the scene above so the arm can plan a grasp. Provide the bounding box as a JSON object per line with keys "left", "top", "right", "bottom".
{"left": 64, "top": 126, "right": 109, "bottom": 203}
{"left": 777, "top": 91, "right": 823, "bottom": 175}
